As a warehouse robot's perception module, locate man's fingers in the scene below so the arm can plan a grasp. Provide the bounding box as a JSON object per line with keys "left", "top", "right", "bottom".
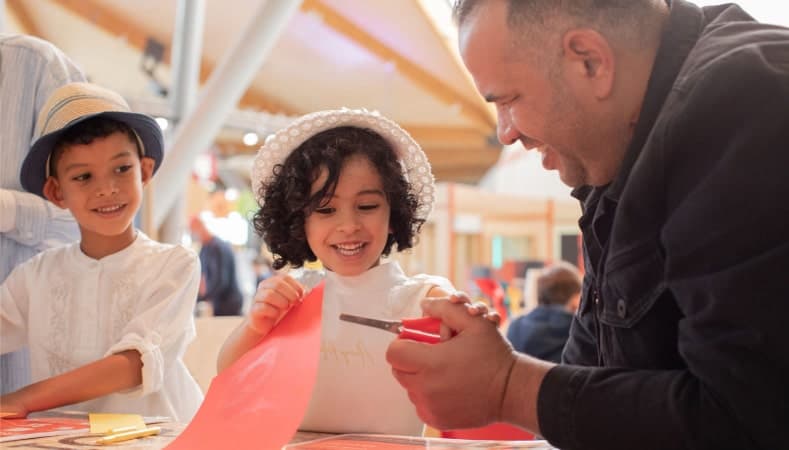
{"left": 484, "top": 311, "right": 502, "bottom": 326}
{"left": 420, "top": 297, "right": 476, "bottom": 331}
{"left": 448, "top": 291, "right": 472, "bottom": 304}
{"left": 386, "top": 338, "right": 434, "bottom": 374}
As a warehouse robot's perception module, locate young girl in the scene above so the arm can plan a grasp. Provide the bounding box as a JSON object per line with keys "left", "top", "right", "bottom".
{"left": 217, "top": 109, "right": 454, "bottom": 435}
{"left": 0, "top": 82, "right": 203, "bottom": 421}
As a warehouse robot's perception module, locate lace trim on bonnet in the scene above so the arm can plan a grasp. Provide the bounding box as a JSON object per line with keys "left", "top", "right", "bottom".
{"left": 249, "top": 108, "right": 436, "bottom": 221}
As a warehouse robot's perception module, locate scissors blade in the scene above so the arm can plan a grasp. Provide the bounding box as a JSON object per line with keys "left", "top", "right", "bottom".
{"left": 339, "top": 313, "right": 400, "bottom": 334}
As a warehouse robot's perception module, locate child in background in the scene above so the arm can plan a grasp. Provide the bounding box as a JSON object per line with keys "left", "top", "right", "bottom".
{"left": 218, "top": 109, "right": 458, "bottom": 435}
{"left": 0, "top": 82, "right": 203, "bottom": 421}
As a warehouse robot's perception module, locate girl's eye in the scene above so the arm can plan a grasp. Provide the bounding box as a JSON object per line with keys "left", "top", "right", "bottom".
{"left": 314, "top": 207, "right": 335, "bottom": 215}
{"left": 358, "top": 204, "right": 379, "bottom": 211}
{"left": 72, "top": 173, "right": 91, "bottom": 182}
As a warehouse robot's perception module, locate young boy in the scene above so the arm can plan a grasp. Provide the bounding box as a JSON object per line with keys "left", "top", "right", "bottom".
{"left": 0, "top": 82, "right": 203, "bottom": 421}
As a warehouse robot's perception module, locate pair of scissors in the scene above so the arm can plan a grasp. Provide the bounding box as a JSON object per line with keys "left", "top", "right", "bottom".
{"left": 339, "top": 313, "right": 444, "bottom": 344}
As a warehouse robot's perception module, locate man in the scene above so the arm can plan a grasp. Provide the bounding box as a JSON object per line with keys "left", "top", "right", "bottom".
{"left": 0, "top": 34, "right": 85, "bottom": 393}
{"left": 506, "top": 262, "right": 581, "bottom": 362}
{"left": 386, "top": 1, "right": 789, "bottom": 449}
{"left": 189, "top": 215, "right": 243, "bottom": 316}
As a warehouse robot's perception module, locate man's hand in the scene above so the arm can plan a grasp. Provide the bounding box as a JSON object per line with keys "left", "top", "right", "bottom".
{"left": 386, "top": 297, "right": 516, "bottom": 430}
{"left": 448, "top": 291, "right": 502, "bottom": 327}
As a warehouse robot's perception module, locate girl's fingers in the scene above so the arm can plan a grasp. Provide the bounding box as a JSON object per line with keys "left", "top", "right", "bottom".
{"left": 255, "top": 275, "right": 305, "bottom": 306}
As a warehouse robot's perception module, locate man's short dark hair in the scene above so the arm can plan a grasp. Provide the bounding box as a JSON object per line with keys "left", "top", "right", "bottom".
{"left": 453, "top": 0, "right": 655, "bottom": 50}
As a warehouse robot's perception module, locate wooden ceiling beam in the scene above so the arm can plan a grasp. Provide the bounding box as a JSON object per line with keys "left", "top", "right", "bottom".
{"left": 301, "top": 0, "right": 495, "bottom": 133}
{"left": 401, "top": 124, "right": 495, "bottom": 148}
{"left": 411, "top": 0, "right": 497, "bottom": 122}
{"left": 7, "top": 0, "right": 41, "bottom": 36}
{"left": 48, "top": 0, "right": 296, "bottom": 114}
{"left": 432, "top": 166, "right": 490, "bottom": 184}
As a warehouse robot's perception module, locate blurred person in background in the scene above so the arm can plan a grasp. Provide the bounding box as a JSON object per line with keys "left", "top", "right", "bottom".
{"left": 506, "top": 262, "right": 581, "bottom": 362}
{"left": 189, "top": 215, "right": 243, "bottom": 316}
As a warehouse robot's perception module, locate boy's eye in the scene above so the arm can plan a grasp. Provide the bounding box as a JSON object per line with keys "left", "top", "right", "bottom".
{"left": 116, "top": 164, "right": 133, "bottom": 173}
{"left": 72, "top": 173, "right": 91, "bottom": 182}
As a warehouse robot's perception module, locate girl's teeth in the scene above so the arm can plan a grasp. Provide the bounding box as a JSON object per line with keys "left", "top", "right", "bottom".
{"left": 335, "top": 243, "right": 363, "bottom": 255}
{"left": 97, "top": 205, "right": 122, "bottom": 212}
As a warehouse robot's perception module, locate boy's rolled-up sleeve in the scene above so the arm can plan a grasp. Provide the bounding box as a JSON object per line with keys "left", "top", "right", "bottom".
{"left": 104, "top": 246, "right": 200, "bottom": 396}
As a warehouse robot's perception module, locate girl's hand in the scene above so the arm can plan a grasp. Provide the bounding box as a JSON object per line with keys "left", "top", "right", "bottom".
{"left": 0, "top": 392, "right": 30, "bottom": 419}
{"left": 247, "top": 274, "right": 306, "bottom": 337}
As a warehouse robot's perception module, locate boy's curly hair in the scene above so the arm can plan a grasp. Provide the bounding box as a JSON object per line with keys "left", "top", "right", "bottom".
{"left": 254, "top": 126, "right": 424, "bottom": 270}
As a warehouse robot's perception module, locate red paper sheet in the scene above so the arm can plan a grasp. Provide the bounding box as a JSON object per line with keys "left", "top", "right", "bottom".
{"left": 167, "top": 284, "right": 324, "bottom": 450}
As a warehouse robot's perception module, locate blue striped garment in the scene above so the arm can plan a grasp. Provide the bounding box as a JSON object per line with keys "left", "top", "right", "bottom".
{"left": 0, "top": 34, "right": 85, "bottom": 393}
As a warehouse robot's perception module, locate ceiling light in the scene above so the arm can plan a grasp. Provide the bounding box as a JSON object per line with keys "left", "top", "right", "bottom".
{"left": 243, "top": 132, "right": 259, "bottom": 146}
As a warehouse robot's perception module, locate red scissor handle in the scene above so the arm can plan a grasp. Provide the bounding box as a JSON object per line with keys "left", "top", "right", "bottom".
{"left": 398, "top": 317, "right": 444, "bottom": 344}
{"left": 401, "top": 317, "right": 442, "bottom": 334}
{"left": 398, "top": 328, "right": 441, "bottom": 344}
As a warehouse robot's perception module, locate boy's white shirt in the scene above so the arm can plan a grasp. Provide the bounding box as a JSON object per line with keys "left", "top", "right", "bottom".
{"left": 0, "top": 231, "right": 204, "bottom": 422}
{"left": 299, "top": 260, "right": 454, "bottom": 435}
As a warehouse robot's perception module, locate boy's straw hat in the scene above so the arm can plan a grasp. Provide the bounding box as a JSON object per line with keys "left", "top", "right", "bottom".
{"left": 20, "top": 82, "right": 164, "bottom": 197}
{"left": 250, "top": 108, "right": 436, "bottom": 220}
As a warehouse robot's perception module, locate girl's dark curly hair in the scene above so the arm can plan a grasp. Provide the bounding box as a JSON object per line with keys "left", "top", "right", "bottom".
{"left": 254, "top": 126, "right": 425, "bottom": 270}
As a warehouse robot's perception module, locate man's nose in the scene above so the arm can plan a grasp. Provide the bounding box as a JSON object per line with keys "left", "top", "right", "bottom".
{"left": 496, "top": 114, "right": 520, "bottom": 145}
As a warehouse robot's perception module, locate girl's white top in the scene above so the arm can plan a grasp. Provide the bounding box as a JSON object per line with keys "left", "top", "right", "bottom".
{"left": 299, "top": 260, "right": 453, "bottom": 435}
{"left": 0, "top": 232, "right": 204, "bottom": 421}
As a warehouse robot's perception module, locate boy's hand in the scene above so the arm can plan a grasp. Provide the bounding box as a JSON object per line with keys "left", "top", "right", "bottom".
{"left": 247, "top": 274, "right": 305, "bottom": 337}
{"left": 0, "top": 392, "right": 30, "bottom": 419}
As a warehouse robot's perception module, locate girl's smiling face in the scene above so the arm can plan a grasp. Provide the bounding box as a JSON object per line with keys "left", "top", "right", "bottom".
{"left": 304, "top": 154, "right": 391, "bottom": 276}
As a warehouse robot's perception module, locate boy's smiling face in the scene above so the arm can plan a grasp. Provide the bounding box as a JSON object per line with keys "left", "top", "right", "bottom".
{"left": 43, "top": 131, "right": 153, "bottom": 256}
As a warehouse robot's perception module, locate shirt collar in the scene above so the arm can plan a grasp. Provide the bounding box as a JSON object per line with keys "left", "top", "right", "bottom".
{"left": 576, "top": 0, "right": 702, "bottom": 206}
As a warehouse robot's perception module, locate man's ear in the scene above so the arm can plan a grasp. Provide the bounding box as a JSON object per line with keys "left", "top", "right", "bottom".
{"left": 561, "top": 29, "right": 615, "bottom": 100}
{"left": 140, "top": 157, "right": 155, "bottom": 186}
{"left": 42, "top": 177, "right": 67, "bottom": 209}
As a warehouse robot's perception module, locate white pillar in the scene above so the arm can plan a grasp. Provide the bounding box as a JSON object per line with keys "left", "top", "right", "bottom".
{"left": 153, "top": 0, "right": 303, "bottom": 228}
{"left": 158, "top": 0, "right": 205, "bottom": 244}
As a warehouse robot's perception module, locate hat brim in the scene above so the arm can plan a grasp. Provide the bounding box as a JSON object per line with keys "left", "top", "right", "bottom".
{"left": 251, "top": 109, "right": 436, "bottom": 221}
{"left": 20, "top": 111, "right": 164, "bottom": 197}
